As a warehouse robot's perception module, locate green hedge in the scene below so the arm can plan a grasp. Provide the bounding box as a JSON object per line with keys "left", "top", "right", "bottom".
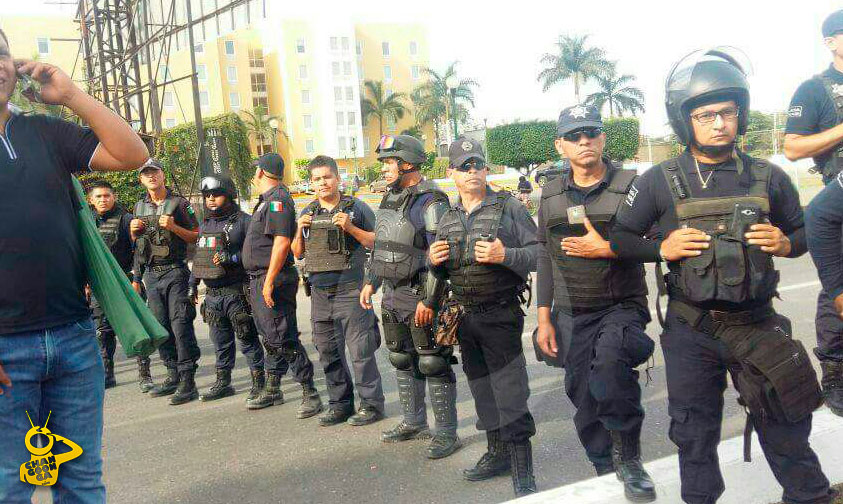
{"left": 602, "top": 117, "right": 640, "bottom": 161}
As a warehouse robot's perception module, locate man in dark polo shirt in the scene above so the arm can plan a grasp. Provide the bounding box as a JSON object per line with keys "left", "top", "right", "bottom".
{"left": 0, "top": 29, "right": 149, "bottom": 502}
{"left": 242, "top": 153, "right": 323, "bottom": 417}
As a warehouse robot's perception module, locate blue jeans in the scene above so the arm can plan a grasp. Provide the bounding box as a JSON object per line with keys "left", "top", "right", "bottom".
{"left": 0, "top": 318, "right": 106, "bottom": 504}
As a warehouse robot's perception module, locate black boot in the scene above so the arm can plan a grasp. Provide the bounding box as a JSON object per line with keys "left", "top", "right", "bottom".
{"left": 149, "top": 367, "right": 179, "bottom": 397}
{"left": 137, "top": 357, "right": 154, "bottom": 393}
{"left": 382, "top": 370, "right": 430, "bottom": 442}
{"left": 594, "top": 462, "right": 615, "bottom": 476}
{"left": 247, "top": 372, "right": 283, "bottom": 410}
{"left": 509, "top": 440, "right": 537, "bottom": 497}
{"left": 821, "top": 361, "right": 843, "bottom": 417}
{"left": 200, "top": 369, "right": 235, "bottom": 402}
{"left": 427, "top": 378, "right": 461, "bottom": 459}
{"left": 463, "top": 429, "right": 511, "bottom": 481}
{"left": 103, "top": 359, "right": 116, "bottom": 389}
{"left": 610, "top": 430, "right": 656, "bottom": 503}
{"left": 296, "top": 381, "right": 324, "bottom": 419}
{"left": 246, "top": 369, "right": 265, "bottom": 403}
{"left": 170, "top": 369, "right": 199, "bottom": 405}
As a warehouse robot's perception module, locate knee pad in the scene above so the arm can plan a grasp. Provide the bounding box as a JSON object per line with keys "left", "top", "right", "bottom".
{"left": 279, "top": 340, "right": 302, "bottom": 362}
{"left": 232, "top": 311, "right": 258, "bottom": 341}
{"left": 389, "top": 351, "right": 413, "bottom": 371}
{"left": 418, "top": 354, "right": 450, "bottom": 377}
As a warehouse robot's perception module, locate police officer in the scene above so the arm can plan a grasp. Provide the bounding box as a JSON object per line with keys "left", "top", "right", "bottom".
{"left": 87, "top": 180, "right": 152, "bottom": 391}
{"left": 611, "top": 48, "right": 834, "bottom": 504}
{"left": 534, "top": 106, "right": 656, "bottom": 502}
{"left": 784, "top": 9, "right": 843, "bottom": 416}
{"left": 241, "top": 153, "right": 323, "bottom": 418}
{"left": 291, "top": 155, "right": 385, "bottom": 427}
{"left": 131, "top": 159, "right": 201, "bottom": 405}
{"left": 189, "top": 175, "right": 265, "bottom": 403}
{"left": 428, "top": 137, "right": 537, "bottom": 496}
{"left": 359, "top": 134, "right": 460, "bottom": 459}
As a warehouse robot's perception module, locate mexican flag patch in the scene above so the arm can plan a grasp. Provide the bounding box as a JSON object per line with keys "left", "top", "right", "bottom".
{"left": 269, "top": 201, "right": 283, "bottom": 212}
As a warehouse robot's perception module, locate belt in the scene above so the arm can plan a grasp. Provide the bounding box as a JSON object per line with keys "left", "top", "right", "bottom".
{"left": 462, "top": 297, "right": 520, "bottom": 315}
{"left": 206, "top": 284, "right": 246, "bottom": 297}
{"left": 312, "top": 281, "right": 360, "bottom": 294}
{"left": 668, "top": 299, "right": 774, "bottom": 335}
{"left": 149, "top": 262, "right": 185, "bottom": 273}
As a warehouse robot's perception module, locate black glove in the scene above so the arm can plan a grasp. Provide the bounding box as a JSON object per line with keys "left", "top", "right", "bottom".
{"left": 188, "top": 284, "right": 198, "bottom": 305}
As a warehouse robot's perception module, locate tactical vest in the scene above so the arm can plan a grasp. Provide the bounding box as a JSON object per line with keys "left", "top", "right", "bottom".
{"left": 662, "top": 155, "right": 779, "bottom": 305}
{"left": 303, "top": 197, "right": 354, "bottom": 274}
{"left": 97, "top": 207, "right": 124, "bottom": 249}
{"left": 134, "top": 196, "right": 181, "bottom": 265}
{"left": 193, "top": 214, "right": 237, "bottom": 280}
{"left": 437, "top": 190, "right": 524, "bottom": 305}
{"left": 542, "top": 169, "right": 647, "bottom": 311}
{"left": 370, "top": 180, "right": 448, "bottom": 283}
{"left": 816, "top": 74, "right": 843, "bottom": 180}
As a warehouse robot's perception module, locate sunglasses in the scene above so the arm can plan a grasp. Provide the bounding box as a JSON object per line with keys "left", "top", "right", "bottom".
{"left": 562, "top": 128, "right": 603, "bottom": 142}
{"left": 203, "top": 191, "right": 225, "bottom": 198}
{"left": 453, "top": 159, "right": 486, "bottom": 172}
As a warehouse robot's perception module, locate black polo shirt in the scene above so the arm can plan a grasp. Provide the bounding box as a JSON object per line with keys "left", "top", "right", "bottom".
{"left": 242, "top": 184, "right": 297, "bottom": 274}
{"left": 0, "top": 111, "right": 100, "bottom": 334}
{"left": 786, "top": 64, "right": 843, "bottom": 178}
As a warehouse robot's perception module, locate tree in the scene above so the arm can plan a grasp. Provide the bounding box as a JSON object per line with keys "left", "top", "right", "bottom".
{"left": 360, "top": 80, "right": 408, "bottom": 137}
{"left": 242, "top": 105, "right": 285, "bottom": 155}
{"left": 400, "top": 125, "right": 423, "bottom": 139}
{"left": 602, "top": 117, "right": 640, "bottom": 161}
{"left": 411, "top": 62, "right": 478, "bottom": 146}
{"left": 584, "top": 65, "right": 645, "bottom": 117}
{"left": 537, "top": 34, "right": 611, "bottom": 102}
{"left": 487, "top": 121, "right": 559, "bottom": 169}
{"left": 743, "top": 110, "right": 775, "bottom": 158}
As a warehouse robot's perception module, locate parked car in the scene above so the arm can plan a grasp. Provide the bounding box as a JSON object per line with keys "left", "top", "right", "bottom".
{"left": 369, "top": 177, "right": 389, "bottom": 193}
{"left": 533, "top": 159, "right": 570, "bottom": 186}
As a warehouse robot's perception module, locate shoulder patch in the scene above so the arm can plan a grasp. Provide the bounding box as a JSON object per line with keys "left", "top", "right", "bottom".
{"left": 788, "top": 105, "right": 803, "bottom": 118}
{"left": 186, "top": 204, "right": 195, "bottom": 215}
{"left": 269, "top": 201, "right": 283, "bottom": 212}
{"left": 625, "top": 184, "right": 639, "bottom": 207}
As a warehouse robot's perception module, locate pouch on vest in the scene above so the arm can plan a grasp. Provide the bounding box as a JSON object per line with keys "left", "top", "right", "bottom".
{"left": 193, "top": 233, "right": 227, "bottom": 280}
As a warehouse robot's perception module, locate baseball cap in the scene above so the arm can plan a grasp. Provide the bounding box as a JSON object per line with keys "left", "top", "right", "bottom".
{"left": 557, "top": 104, "right": 603, "bottom": 137}
{"left": 448, "top": 137, "right": 485, "bottom": 168}
{"left": 253, "top": 153, "right": 285, "bottom": 178}
{"left": 138, "top": 158, "right": 163, "bottom": 173}
{"left": 823, "top": 10, "right": 843, "bottom": 37}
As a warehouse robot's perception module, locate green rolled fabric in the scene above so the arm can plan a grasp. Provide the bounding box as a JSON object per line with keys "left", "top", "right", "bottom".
{"left": 72, "top": 176, "right": 169, "bottom": 357}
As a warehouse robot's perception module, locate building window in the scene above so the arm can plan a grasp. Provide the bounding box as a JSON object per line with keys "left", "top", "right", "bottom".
{"left": 347, "top": 111, "right": 356, "bottom": 125}
{"left": 409, "top": 41, "right": 418, "bottom": 56}
{"left": 197, "top": 64, "right": 207, "bottom": 81}
{"left": 357, "top": 62, "right": 364, "bottom": 80}
{"left": 338, "top": 136, "right": 347, "bottom": 151}
{"left": 296, "top": 38, "right": 306, "bottom": 54}
{"left": 301, "top": 90, "right": 311, "bottom": 104}
{"left": 298, "top": 64, "right": 308, "bottom": 80}
{"left": 303, "top": 114, "right": 313, "bottom": 130}
{"left": 163, "top": 91, "right": 174, "bottom": 108}
{"left": 341, "top": 37, "right": 350, "bottom": 51}
{"left": 226, "top": 65, "right": 237, "bottom": 83}
{"left": 165, "top": 118, "right": 176, "bottom": 128}
{"left": 252, "top": 96, "right": 268, "bottom": 110}
{"left": 381, "top": 41, "right": 390, "bottom": 57}
{"left": 330, "top": 37, "right": 338, "bottom": 50}
{"left": 229, "top": 92, "right": 240, "bottom": 110}
{"left": 37, "top": 38, "right": 50, "bottom": 56}
{"left": 356, "top": 40, "right": 363, "bottom": 56}
{"left": 343, "top": 61, "right": 352, "bottom": 76}
{"left": 160, "top": 65, "right": 171, "bottom": 81}
{"left": 250, "top": 73, "right": 266, "bottom": 93}
{"left": 345, "top": 86, "right": 353, "bottom": 101}
{"left": 386, "top": 115, "right": 396, "bottom": 129}
{"left": 194, "top": 42, "right": 204, "bottom": 54}
{"left": 248, "top": 48, "right": 264, "bottom": 68}
{"left": 411, "top": 65, "right": 420, "bottom": 80}
{"left": 385, "top": 87, "right": 393, "bottom": 98}
{"left": 306, "top": 139, "right": 315, "bottom": 154}
{"left": 332, "top": 62, "right": 340, "bottom": 76}
{"left": 334, "top": 87, "right": 343, "bottom": 102}
{"left": 383, "top": 65, "right": 392, "bottom": 82}
{"left": 336, "top": 112, "right": 344, "bottom": 126}
{"left": 224, "top": 40, "right": 235, "bottom": 56}
{"left": 199, "top": 91, "right": 210, "bottom": 108}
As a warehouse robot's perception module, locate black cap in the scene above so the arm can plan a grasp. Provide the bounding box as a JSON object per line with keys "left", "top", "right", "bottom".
{"left": 823, "top": 10, "right": 843, "bottom": 37}
{"left": 138, "top": 158, "right": 163, "bottom": 173}
{"left": 448, "top": 137, "right": 485, "bottom": 167}
{"left": 253, "top": 153, "right": 285, "bottom": 178}
{"left": 557, "top": 104, "right": 603, "bottom": 137}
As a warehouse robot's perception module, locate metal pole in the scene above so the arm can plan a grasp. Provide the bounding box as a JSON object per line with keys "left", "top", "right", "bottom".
{"left": 184, "top": 0, "right": 206, "bottom": 173}
{"left": 450, "top": 88, "right": 458, "bottom": 139}
{"left": 140, "top": 0, "right": 161, "bottom": 134}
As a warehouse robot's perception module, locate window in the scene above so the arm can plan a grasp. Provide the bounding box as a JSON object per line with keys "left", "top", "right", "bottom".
{"left": 357, "top": 62, "right": 364, "bottom": 80}
{"left": 252, "top": 96, "right": 268, "bottom": 111}
{"left": 345, "top": 86, "right": 353, "bottom": 101}
{"left": 383, "top": 65, "right": 392, "bottom": 82}
{"left": 409, "top": 41, "right": 418, "bottom": 56}
{"left": 224, "top": 40, "right": 235, "bottom": 56}
{"left": 296, "top": 38, "right": 306, "bottom": 54}
{"left": 163, "top": 91, "right": 174, "bottom": 108}
{"left": 381, "top": 41, "right": 390, "bottom": 57}
{"left": 301, "top": 90, "right": 310, "bottom": 104}
{"left": 298, "top": 64, "right": 308, "bottom": 80}
{"left": 411, "top": 65, "right": 420, "bottom": 80}
{"left": 347, "top": 111, "right": 356, "bottom": 125}
{"left": 160, "top": 65, "right": 171, "bottom": 81}
{"left": 306, "top": 139, "right": 315, "bottom": 154}
{"left": 303, "top": 114, "right": 313, "bottom": 130}
{"left": 386, "top": 115, "right": 396, "bottom": 129}
{"left": 341, "top": 37, "right": 350, "bottom": 51}
{"left": 330, "top": 37, "right": 338, "bottom": 50}
{"left": 194, "top": 42, "right": 204, "bottom": 54}
{"left": 226, "top": 66, "right": 237, "bottom": 83}
{"left": 385, "top": 87, "right": 393, "bottom": 98}
{"left": 199, "top": 91, "right": 210, "bottom": 108}
{"left": 250, "top": 73, "right": 266, "bottom": 93}
{"left": 37, "top": 38, "right": 50, "bottom": 55}
{"left": 336, "top": 112, "right": 344, "bottom": 126}
{"left": 332, "top": 62, "right": 341, "bottom": 76}
{"left": 343, "top": 61, "right": 352, "bottom": 76}
{"left": 334, "top": 87, "right": 343, "bottom": 102}
{"left": 229, "top": 92, "right": 240, "bottom": 110}
{"left": 248, "top": 48, "right": 264, "bottom": 68}
{"left": 165, "top": 118, "right": 176, "bottom": 128}
{"left": 356, "top": 41, "right": 363, "bottom": 56}
{"left": 196, "top": 64, "right": 207, "bottom": 81}
{"left": 338, "top": 136, "right": 347, "bottom": 151}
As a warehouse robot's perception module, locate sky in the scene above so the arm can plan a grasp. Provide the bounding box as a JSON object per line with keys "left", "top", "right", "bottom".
{"left": 1, "top": 0, "right": 837, "bottom": 137}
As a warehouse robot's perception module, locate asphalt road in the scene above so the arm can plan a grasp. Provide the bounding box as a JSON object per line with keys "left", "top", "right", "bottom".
{"left": 30, "top": 252, "right": 831, "bottom": 504}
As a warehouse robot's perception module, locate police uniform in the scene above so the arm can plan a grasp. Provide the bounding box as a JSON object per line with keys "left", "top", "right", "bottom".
{"left": 191, "top": 178, "right": 265, "bottom": 403}
{"left": 299, "top": 194, "right": 385, "bottom": 424}
{"left": 91, "top": 202, "right": 151, "bottom": 389}
{"left": 133, "top": 178, "right": 202, "bottom": 403}
{"left": 430, "top": 137, "right": 537, "bottom": 496}
{"left": 786, "top": 10, "right": 843, "bottom": 410}
{"left": 612, "top": 50, "right": 833, "bottom": 504}
{"left": 241, "top": 153, "right": 322, "bottom": 416}
{"left": 537, "top": 107, "right": 656, "bottom": 503}
{"left": 367, "top": 134, "right": 460, "bottom": 459}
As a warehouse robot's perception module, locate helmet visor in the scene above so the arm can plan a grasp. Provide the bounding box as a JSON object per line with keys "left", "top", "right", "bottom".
{"left": 200, "top": 176, "right": 224, "bottom": 193}
{"left": 666, "top": 46, "right": 753, "bottom": 93}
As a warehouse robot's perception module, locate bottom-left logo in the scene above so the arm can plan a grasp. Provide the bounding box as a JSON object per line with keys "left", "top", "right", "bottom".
{"left": 19, "top": 411, "right": 83, "bottom": 486}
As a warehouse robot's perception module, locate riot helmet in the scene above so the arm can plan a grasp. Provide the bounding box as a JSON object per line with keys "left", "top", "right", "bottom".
{"left": 200, "top": 175, "right": 238, "bottom": 200}
{"left": 665, "top": 47, "right": 751, "bottom": 146}
{"left": 376, "top": 134, "right": 427, "bottom": 189}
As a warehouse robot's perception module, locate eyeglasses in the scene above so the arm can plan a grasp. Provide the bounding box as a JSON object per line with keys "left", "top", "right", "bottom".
{"left": 453, "top": 159, "right": 486, "bottom": 172}
{"left": 562, "top": 128, "right": 603, "bottom": 143}
{"left": 690, "top": 107, "right": 740, "bottom": 124}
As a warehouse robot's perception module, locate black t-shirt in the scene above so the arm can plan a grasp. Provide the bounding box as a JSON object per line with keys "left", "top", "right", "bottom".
{"left": 299, "top": 196, "right": 375, "bottom": 288}
{"left": 242, "top": 184, "right": 297, "bottom": 273}
{"left": 785, "top": 64, "right": 843, "bottom": 176}
{"left": 0, "top": 112, "right": 100, "bottom": 334}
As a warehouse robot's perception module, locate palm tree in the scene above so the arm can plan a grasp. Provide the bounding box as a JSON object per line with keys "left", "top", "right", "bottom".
{"left": 537, "top": 34, "right": 611, "bottom": 102}
{"left": 242, "top": 105, "right": 285, "bottom": 155}
{"left": 411, "top": 62, "right": 477, "bottom": 146}
{"left": 360, "top": 80, "right": 408, "bottom": 137}
{"left": 584, "top": 66, "right": 645, "bottom": 117}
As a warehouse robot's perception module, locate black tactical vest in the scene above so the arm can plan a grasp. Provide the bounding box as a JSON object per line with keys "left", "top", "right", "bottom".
{"left": 541, "top": 168, "right": 646, "bottom": 311}
{"left": 303, "top": 197, "right": 354, "bottom": 274}
{"left": 134, "top": 195, "right": 182, "bottom": 265}
{"left": 370, "top": 180, "right": 448, "bottom": 283}
{"left": 437, "top": 190, "right": 524, "bottom": 305}
{"left": 816, "top": 74, "right": 843, "bottom": 180}
{"left": 662, "top": 155, "right": 779, "bottom": 305}
{"left": 97, "top": 208, "right": 124, "bottom": 248}
{"left": 193, "top": 214, "right": 237, "bottom": 280}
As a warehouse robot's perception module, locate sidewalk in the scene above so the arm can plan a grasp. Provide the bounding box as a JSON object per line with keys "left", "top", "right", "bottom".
{"left": 510, "top": 408, "right": 843, "bottom": 504}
